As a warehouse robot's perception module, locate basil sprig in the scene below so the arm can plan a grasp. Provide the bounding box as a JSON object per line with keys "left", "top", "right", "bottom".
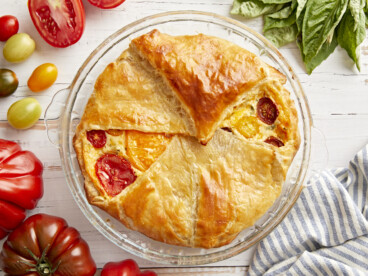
{"left": 231, "top": 0, "right": 368, "bottom": 74}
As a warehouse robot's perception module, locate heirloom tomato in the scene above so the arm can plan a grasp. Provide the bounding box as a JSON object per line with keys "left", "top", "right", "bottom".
{"left": 0, "top": 15, "right": 19, "bottom": 42}
{"left": 0, "top": 213, "right": 96, "bottom": 276}
{"left": 87, "top": 0, "right": 126, "bottom": 9}
{"left": 101, "top": 259, "right": 157, "bottom": 276}
{"left": 0, "top": 139, "right": 43, "bottom": 239}
{"left": 28, "top": 0, "right": 85, "bottom": 48}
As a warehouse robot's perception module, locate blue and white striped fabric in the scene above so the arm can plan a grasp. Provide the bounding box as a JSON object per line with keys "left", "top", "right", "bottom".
{"left": 248, "top": 145, "right": 368, "bottom": 275}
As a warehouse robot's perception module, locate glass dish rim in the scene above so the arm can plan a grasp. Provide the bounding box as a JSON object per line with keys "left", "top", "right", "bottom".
{"left": 57, "top": 10, "right": 312, "bottom": 265}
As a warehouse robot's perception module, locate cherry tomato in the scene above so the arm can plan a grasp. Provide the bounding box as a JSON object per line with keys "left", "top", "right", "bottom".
{"left": 28, "top": 0, "right": 85, "bottom": 48}
{"left": 3, "top": 33, "right": 35, "bottom": 63}
{"left": 87, "top": 0, "right": 126, "bottom": 9}
{"left": 95, "top": 154, "right": 137, "bottom": 197}
{"left": 101, "top": 259, "right": 157, "bottom": 276}
{"left": 7, "top": 98, "right": 42, "bottom": 129}
{"left": 257, "top": 97, "right": 279, "bottom": 125}
{"left": 27, "top": 63, "right": 58, "bottom": 92}
{"left": 87, "top": 130, "right": 107, "bottom": 148}
{"left": 0, "top": 213, "right": 96, "bottom": 276}
{"left": 0, "top": 139, "right": 43, "bottom": 239}
{"left": 0, "top": 69, "right": 18, "bottom": 97}
{"left": 264, "top": 136, "right": 284, "bottom": 147}
{"left": 0, "top": 15, "right": 19, "bottom": 41}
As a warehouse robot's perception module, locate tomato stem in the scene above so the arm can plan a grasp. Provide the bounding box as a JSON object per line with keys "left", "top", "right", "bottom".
{"left": 22, "top": 245, "right": 60, "bottom": 276}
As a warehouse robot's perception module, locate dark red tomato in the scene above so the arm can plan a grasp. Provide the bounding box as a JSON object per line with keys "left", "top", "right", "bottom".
{"left": 0, "top": 15, "right": 19, "bottom": 41}
{"left": 101, "top": 259, "right": 157, "bottom": 276}
{"left": 257, "top": 97, "right": 279, "bottom": 125}
{"left": 0, "top": 213, "right": 96, "bottom": 276}
{"left": 28, "top": 0, "right": 85, "bottom": 48}
{"left": 87, "top": 129, "right": 107, "bottom": 148}
{"left": 87, "top": 0, "right": 126, "bottom": 9}
{"left": 0, "top": 139, "right": 43, "bottom": 239}
{"left": 0, "top": 69, "right": 19, "bottom": 97}
{"left": 264, "top": 136, "right": 284, "bottom": 147}
{"left": 96, "top": 154, "right": 137, "bottom": 197}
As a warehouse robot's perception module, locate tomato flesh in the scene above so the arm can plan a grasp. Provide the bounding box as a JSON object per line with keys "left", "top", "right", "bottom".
{"left": 87, "top": 130, "right": 107, "bottom": 148}
{"left": 0, "top": 16, "right": 19, "bottom": 41}
{"left": 125, "top": 130, "right": 171, "bottom": 171}
{"left": 88, "top": 0, "right": 126, "bottom": 9}
{"left": 96, "top": 154, "right": 136, "bottom": 197}
{"left": 257, "top": 97, "right": 279, "bottom": 125}
{"left": 28, "top": 0, "right": 85, "bottom": 48}
{"left": 264, "top": 136, "right": 284, "bottom": 147}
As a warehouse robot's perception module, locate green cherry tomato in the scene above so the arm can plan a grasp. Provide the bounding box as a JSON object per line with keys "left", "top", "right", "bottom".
{"left": 3, "top": 33, "right": 36, "bottom": 63}
{"left": 7, "top": 98, "right": 42, "bottom": 129}
{"left": 0, "top": 69, "right": 19, "bottom": 97}
{"left": 28, "top": 63, "right": 58, "bottom": 92}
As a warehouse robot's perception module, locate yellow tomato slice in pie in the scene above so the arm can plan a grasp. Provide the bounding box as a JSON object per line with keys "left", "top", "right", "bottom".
{"left": 125, "top": 130, "right": 172, "bottom": 171}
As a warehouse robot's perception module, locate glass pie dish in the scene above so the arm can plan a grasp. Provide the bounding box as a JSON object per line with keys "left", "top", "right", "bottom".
{"left": 45, "top": 11, "right": 314, "bottom": 265}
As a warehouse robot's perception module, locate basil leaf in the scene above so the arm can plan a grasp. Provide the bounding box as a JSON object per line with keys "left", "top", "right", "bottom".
{"left": 231, "top": 0, "right": 285, "bottom": 18}
{"left": 302, "top": 0, "right": 349, "bottom": 63}
{"left": 349, "top": 0, "right": 361, "bottom": 30}
{"left": 261, "top": 0, "right": 292, "bottom": 3}
{"left": 365, "top": 1, "right": 368, "bottom": 26}
{"left": 296, "top": 0, "right": 307, "bottom": 19}
{"left": 267, "top": 1, "right": 296, "bottom": 19}
{"left": 337, "top": 4, "right": 366, "bottom": 70}
{"left": 300, "top": 34, "right": 338, "bottom": 74}
{"left": 296, "top": 3, "right": 305, "bottom": 32}
{"left": 265, "top": 24, "right": 298, "bottom": 47}
{"left": 264, "top": 10, "right": 296, "bottom": 31}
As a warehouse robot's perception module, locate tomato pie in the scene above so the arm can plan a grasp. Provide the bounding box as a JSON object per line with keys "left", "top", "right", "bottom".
{"left": 73, "top": 30, "right": 300, "bottom": 248}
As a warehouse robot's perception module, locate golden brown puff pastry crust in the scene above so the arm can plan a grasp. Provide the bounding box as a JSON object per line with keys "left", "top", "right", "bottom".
{"left": 74, "top": 30, "right": 300, "bottom": 248}
{"left": 131, "top": 30, "right": 286, "bottom": 144}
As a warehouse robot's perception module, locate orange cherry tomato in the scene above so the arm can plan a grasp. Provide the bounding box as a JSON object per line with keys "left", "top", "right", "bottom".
{"left": 27, "top": 63, "right": 58, "bottom": 92}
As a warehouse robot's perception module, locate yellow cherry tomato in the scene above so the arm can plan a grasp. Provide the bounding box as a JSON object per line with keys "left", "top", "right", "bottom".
{"left": 27, "top": 63, "right": 58, "bottom": 92}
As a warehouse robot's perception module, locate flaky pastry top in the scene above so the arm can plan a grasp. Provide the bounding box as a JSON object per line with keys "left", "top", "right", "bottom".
{"left": 74, "top": 30, "right": 300, "bottom": 248}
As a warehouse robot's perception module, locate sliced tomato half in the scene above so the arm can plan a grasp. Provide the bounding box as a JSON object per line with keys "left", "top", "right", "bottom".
{"left": 28, "top": 0, "right": 85, "bottom": 48}
{"left": 87, "top": 0, "right": 126, "bottom": 9}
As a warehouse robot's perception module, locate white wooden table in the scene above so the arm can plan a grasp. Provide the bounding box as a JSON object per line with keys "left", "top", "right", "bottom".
{"left": 1, "top": 0, "right": 367, "bottom": 275}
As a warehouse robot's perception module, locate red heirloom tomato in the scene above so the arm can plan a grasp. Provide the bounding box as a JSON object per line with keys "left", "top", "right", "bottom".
{"left": 264, "top": 136, "right": 284, "bottom": 147}
{"left": 87, "top": 129, "right": 107, "bottom": 148}
{"left": 257, "top": 97, "right": 279, "bottom": 125}
{"left": 96, "top": 154, "right": 137, "bottom": 197}
{"left": 0, "top": 15, "right": 19, "bottom": 41}
{"left": 101, "top": 259, "right": 157, "bottom": 276}
{"left": 0, "top": 139, "right": 43, "bottom": 239}
{"left": 0, "top": 213, "right": 96, "bottom": 276}
{"left": 28, "top": 0, "right": 85, "bottom": 48}
{"left": 88, "top": 0, "right": 126, "bottom": 9}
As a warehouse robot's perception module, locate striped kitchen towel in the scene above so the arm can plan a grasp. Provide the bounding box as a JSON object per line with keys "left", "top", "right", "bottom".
{"left": 248, "top": 145, "right": 368, "bottom": 275}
